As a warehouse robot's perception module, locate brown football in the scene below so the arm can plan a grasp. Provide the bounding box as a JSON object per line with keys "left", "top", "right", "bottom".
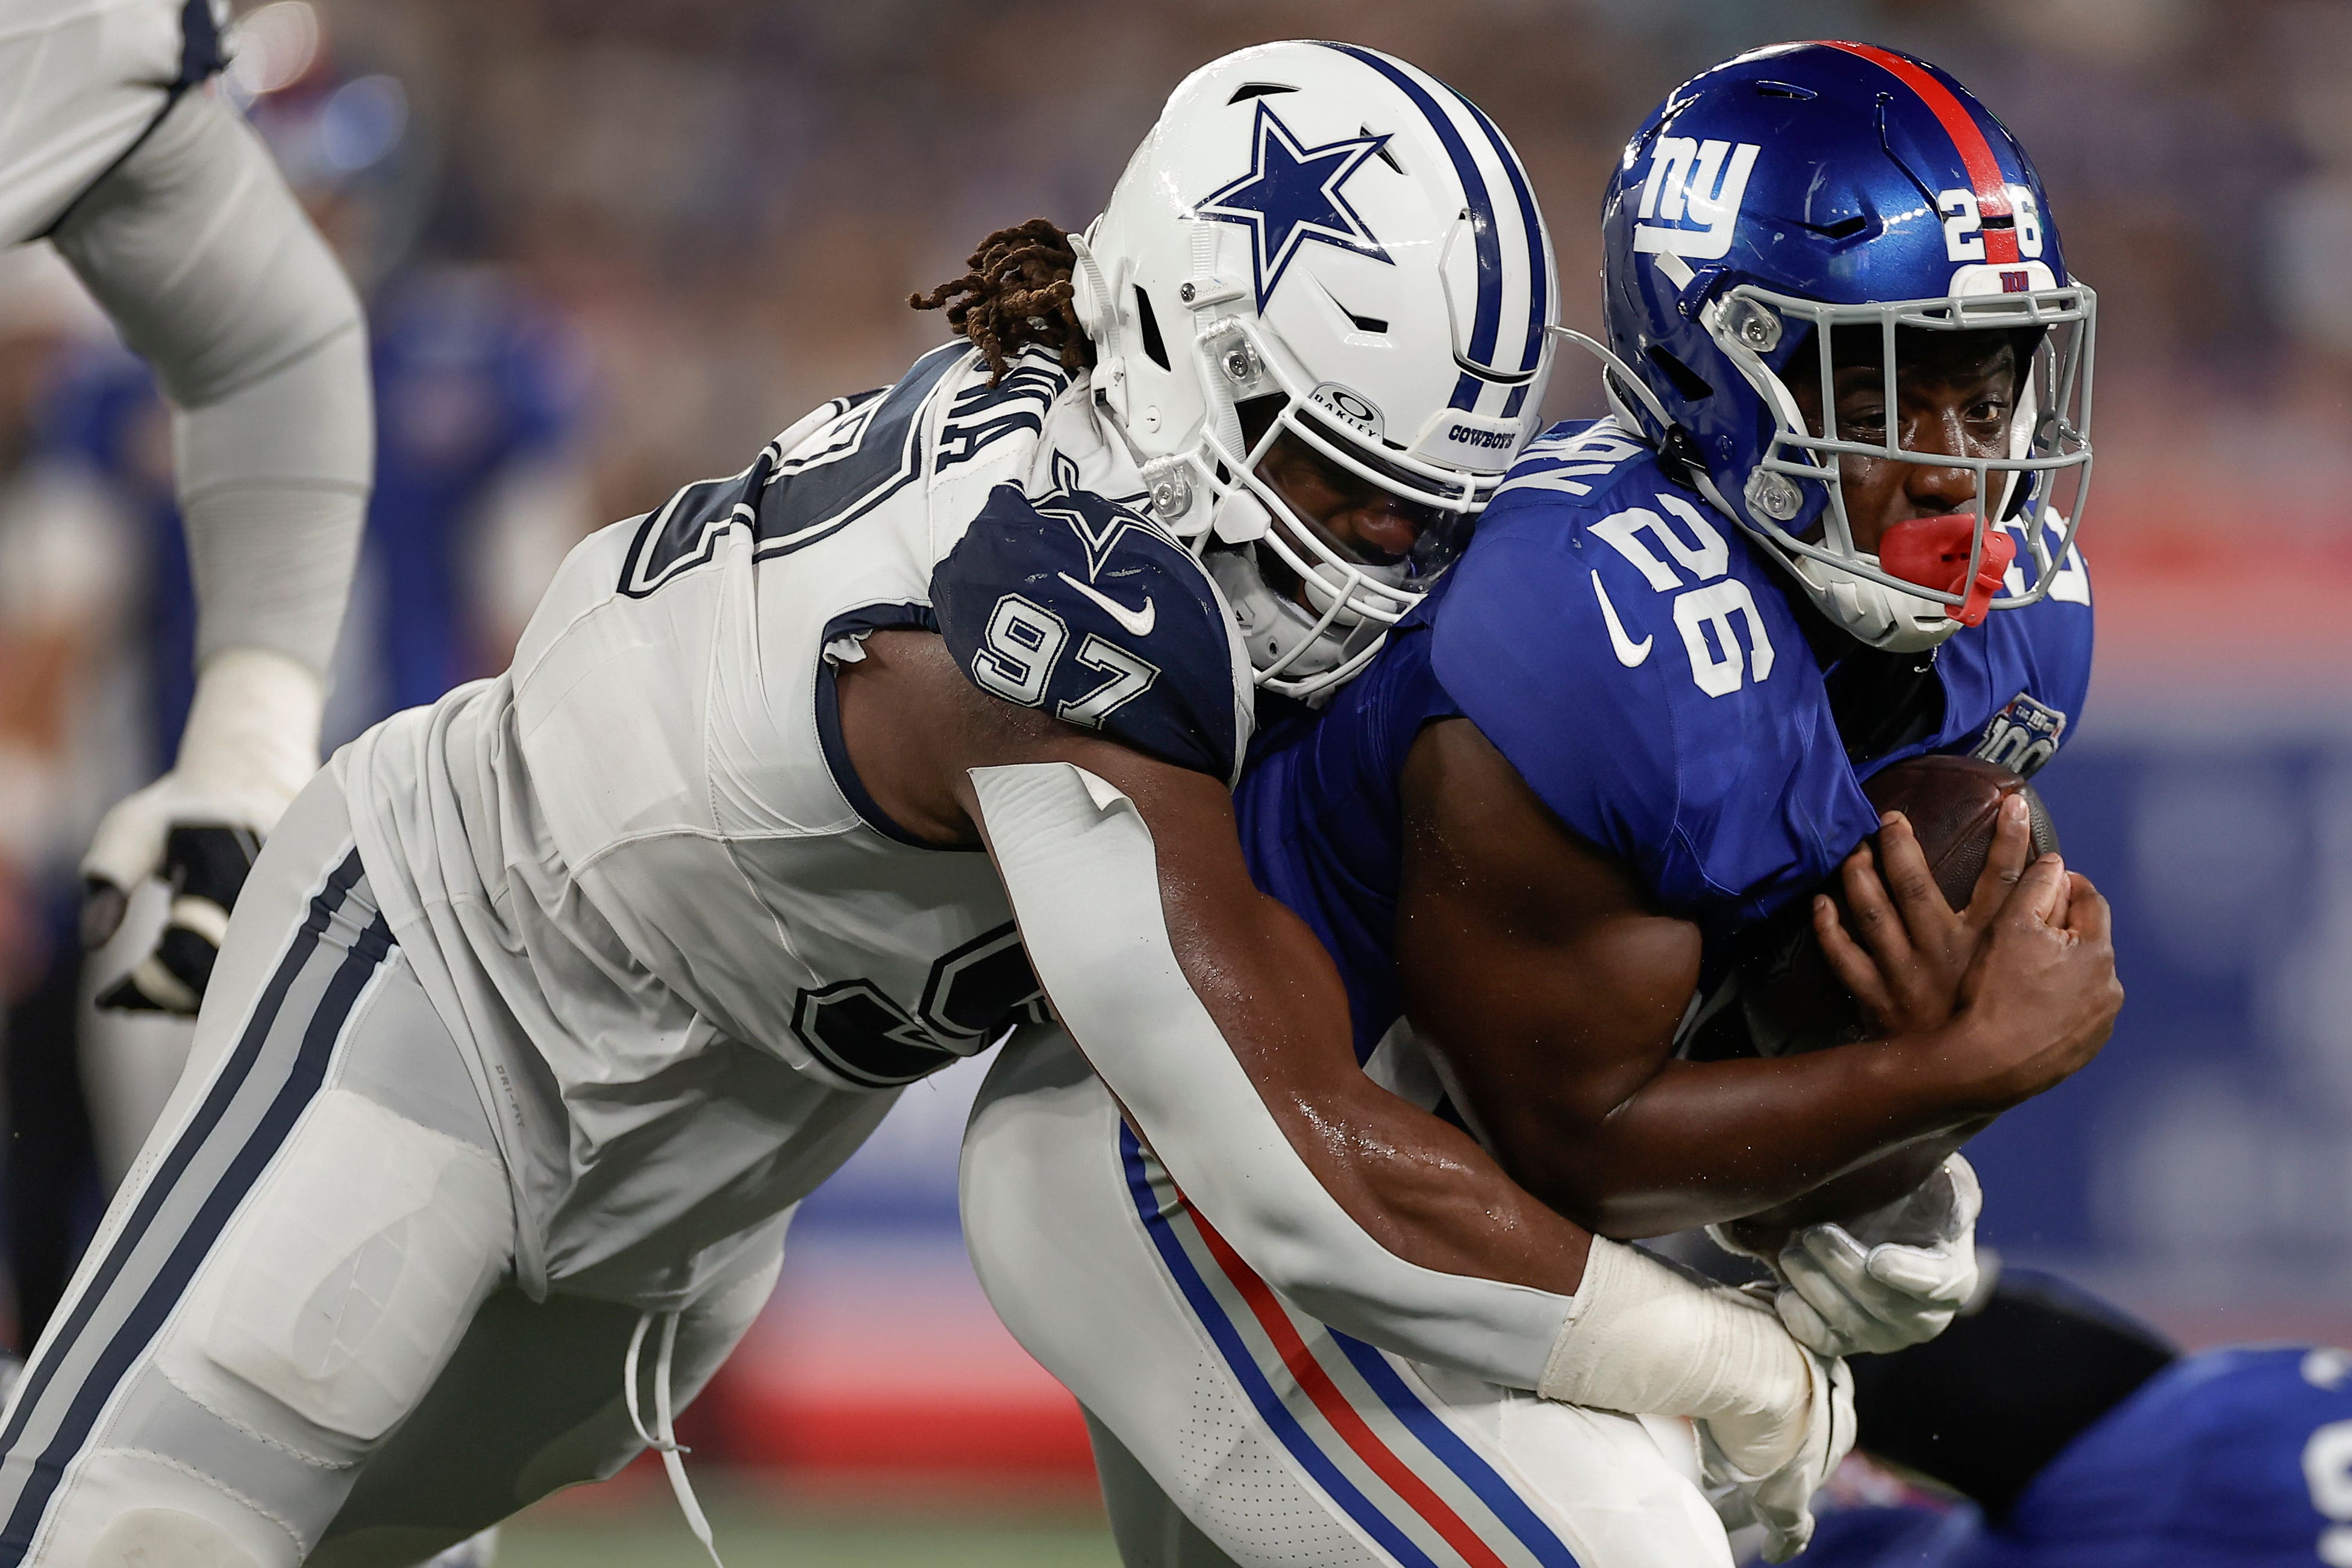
{"left": 1737, "top": 754, "right": 2061, "bottom": 1059}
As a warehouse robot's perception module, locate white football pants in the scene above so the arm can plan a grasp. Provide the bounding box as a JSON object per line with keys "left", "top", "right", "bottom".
{"left": 0, "top": 0, "right": 195, "bottom": 245}
{"left": 0, "top": 775, "right": 781, "bottom": 1567}
{"left": 960, "top": 1026, "right": 1734, "bottom": 1568}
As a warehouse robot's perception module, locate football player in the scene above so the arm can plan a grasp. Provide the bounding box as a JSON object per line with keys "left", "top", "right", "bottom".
{"left": 1, "top": 0, "right": 372, "bottom": 1013}
{"left": 0, "top": 44, "right": 1844, "bottom": 1568}
{"left": 1797, "top": 1271, "right": 2352, "bottom": 1566}
{"left": 960, "top": 40, "right": 2124, "bottom": 1567}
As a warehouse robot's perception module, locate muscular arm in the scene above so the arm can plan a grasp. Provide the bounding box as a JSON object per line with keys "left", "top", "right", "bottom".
{"left": 55, "top": 86, "right": 372, "bottom": 1007}
{"left": 1394, "top": 717, "right": 2006, "bottom": 1238}
{"left": 843, "top": 633, "right": 1590, "bottom": 1385}
{"left": 52, "top": 87, "right": 369, "bottom": 682}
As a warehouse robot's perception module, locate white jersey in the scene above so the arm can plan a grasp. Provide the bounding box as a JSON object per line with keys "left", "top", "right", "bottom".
{"left": 0, "top": 0, "right": 225, "bottom": 243}
{"left": 335, "top": 343, "right": 1253, "bottom": 1307}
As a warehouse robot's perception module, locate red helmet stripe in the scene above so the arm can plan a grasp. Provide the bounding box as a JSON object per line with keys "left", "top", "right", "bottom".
{"left": 1819, "top": 40, "right": 2022, "bottom": 263}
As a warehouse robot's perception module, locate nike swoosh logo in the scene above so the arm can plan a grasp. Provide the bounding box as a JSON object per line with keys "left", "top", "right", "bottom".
{"left": 1590, "top": 570, "right": 1651, "bottom": 667}
{"left": 1059, "top": 572, "right": 1156, "bottom": 637}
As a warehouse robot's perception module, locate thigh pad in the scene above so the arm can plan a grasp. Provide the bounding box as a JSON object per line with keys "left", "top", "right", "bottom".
{"left": 164, "top": 1090, "right": 511, "bottom": 1447}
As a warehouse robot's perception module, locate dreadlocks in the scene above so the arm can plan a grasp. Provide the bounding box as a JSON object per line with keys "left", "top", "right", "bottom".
{"left": 910, "top": 218, "right": 1096, "bottom": 386}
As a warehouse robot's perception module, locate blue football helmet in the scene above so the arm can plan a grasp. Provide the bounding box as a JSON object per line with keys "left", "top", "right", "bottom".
{"left": 1592, "top": 42, "right": 2094, "bottom": 651}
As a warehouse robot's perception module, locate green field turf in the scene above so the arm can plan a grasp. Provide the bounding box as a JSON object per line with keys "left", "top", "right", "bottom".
{"left": 496, "top": 1478, "right": 1118, "bottom": 1568}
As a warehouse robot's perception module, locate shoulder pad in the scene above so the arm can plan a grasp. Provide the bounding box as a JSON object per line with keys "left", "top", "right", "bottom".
{"left": 1487, "top": 417, "right": 1664, "bottom": 513}
{"left": 618, "top": 345, "right": 968, "bottom": 598}
{"left": 932, "top": 349, "right": 1077, "bottom": 475}
{"left": 1434, "top": 466, "right": 1868, "bottom": 923}
{"left": 932, "top": 478, "right": 1250, "bottom": 785}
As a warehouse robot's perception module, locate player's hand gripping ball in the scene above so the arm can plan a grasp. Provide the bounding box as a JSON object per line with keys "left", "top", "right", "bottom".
{"left": 1726, "top": 757, "right": 2069, "bottom": 1359}
{"left": 1739, "top": 754, "right": 2061, "bottom": 1057}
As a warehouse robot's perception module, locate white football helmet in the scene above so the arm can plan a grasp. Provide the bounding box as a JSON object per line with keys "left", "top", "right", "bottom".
{"left": 1068, "top": 41, "right": 1558, "bottom": 698}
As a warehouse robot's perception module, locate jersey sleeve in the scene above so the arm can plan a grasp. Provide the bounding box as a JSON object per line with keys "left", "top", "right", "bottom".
{"left": 931, "top": 483, "right": 1252, "bottom": 786}
{"left": 1428, "top": 481, "right": 1871, "bottom": 926}
{"left": 1430, "top": 509, "right": 1678, "bottom": 882}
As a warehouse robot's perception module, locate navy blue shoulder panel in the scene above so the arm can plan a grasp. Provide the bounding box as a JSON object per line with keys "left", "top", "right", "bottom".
{"left": 618, "top": 345, "right": 961, "bottom": 597}
{"left": 931, "top": 479, "right": 1246, "bottom": 785}
{"left": 179, "top": 0, "right": 228, "bottom": 85}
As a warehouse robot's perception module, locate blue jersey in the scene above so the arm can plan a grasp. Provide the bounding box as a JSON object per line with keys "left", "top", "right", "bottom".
{"left": 37, "top": 265, "right": 584, "bottom": 760}
{"left": 1797, "top": 1347, "right": 2352, "bottom": 1567}
{"left": 1235, "top": 419, "right": 2095, "bottom": 1059}
{"left": 363, "top": 267, "right": 586, "bottom": 718}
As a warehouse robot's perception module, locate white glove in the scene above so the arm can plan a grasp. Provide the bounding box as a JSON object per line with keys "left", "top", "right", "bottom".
{"left": 1698, "top": 1295, "right": 1856, "bottom": 1563}
{"left": 1775, "top": 1154, "right": 1983, "bottom": 1358}
{"left": 82, "top": 648, "right": 322, "bottom": 1013}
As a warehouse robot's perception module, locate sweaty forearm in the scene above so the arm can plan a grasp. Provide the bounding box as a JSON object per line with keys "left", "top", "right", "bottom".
{"left": 971, "top": 759, "right": 1586, "bottom": 1390}
{"left": 1258, "top": 1071, "right": 1596, "bottom": 1292}
{"left": 1507, "top": 1035, "right": 1989, "bottom": 1238}
{"left": 1720, "top": 1116, "right": 1993, "bottom": 1254}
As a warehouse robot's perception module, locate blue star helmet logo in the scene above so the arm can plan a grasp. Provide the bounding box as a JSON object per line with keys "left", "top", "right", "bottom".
{"left": 1195, "top": 102, "right": 1394, "bottom": 314}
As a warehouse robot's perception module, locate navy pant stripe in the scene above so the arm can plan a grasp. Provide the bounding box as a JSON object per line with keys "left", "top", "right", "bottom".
{"left": 0, "top": 852, "right": 378, "bottom": 1559}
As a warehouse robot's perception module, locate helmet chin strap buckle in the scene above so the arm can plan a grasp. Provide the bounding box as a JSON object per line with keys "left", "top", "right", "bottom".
{"left": 1139, "top": 457, "right": 1197, "bottom": 526}
{"left": 1878, "top": 514, "right": 2016, "bottom": 628}
{"left": 1745, "top": 469, "right": 1804, "bottom": 522}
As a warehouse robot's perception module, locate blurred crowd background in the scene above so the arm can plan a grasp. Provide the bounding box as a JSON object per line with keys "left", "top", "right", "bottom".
{"left": 4, "top": 0, "right": 2351, "bottom": 1510}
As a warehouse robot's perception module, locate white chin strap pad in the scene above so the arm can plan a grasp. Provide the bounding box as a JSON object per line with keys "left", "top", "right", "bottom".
{"left": 969, "top": 760, "right": 1574, "bottom": 1390}
{"left": 1204, "top": 549, "right": 1348, "bottom": 684}
{"left": 1792, "top": 555, "right": 1959, "bottom": 654}
{"left": 51, "top": 87, "right": 371, "bottom": 678}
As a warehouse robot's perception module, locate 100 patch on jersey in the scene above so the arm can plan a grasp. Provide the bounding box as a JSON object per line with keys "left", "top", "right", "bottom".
{"left": 1973, "top": 692, "right": 2067, "bottom": 778}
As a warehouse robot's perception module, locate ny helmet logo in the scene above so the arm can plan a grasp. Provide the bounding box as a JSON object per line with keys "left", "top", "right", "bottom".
{"left": 1633, "top": 137, "right": 1762, "bottom": 261}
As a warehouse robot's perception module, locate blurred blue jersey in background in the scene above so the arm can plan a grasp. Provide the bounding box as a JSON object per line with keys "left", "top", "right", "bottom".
{"left": 41, "top": 261, "right": 587, "bottom": 761}
{"left": 1803, "top": 1345, "right": 2352, "bottom": 1567}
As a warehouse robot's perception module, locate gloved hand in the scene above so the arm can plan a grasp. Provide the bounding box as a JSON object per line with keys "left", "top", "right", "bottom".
{"left": 1697, "top": 1286, "right": 1856, "bottom": 1563}
{"left": 81, "top": 648, "right": 322, "bottom": 1013}
{"left": 1774, "top": 1154, "right": 1983, "bottom": 1358}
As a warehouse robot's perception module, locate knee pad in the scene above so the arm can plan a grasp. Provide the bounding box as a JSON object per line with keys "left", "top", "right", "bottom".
{"left": 87, "top": 1509, "right": 264, "bottom": 1568}
{"left": 161, "top": 1090, "right": 511, "bottom": 1452}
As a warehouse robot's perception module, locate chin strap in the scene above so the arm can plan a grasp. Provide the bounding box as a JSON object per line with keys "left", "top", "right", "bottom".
{"left": 1546, "top": 325, "right": 1677, "bottom": 445}
{"left": 625, "top": 1310, "right": 724, "bottom": 1568}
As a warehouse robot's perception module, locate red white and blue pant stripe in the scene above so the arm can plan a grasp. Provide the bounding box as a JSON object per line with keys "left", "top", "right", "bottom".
{"left": 1119, "top": 1123, "right": 1586, "bottom": 1568}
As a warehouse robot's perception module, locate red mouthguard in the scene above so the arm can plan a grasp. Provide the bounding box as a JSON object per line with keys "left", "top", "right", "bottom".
{"left": 1877, "top": 514, "right": 2016, "bottom": 627}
